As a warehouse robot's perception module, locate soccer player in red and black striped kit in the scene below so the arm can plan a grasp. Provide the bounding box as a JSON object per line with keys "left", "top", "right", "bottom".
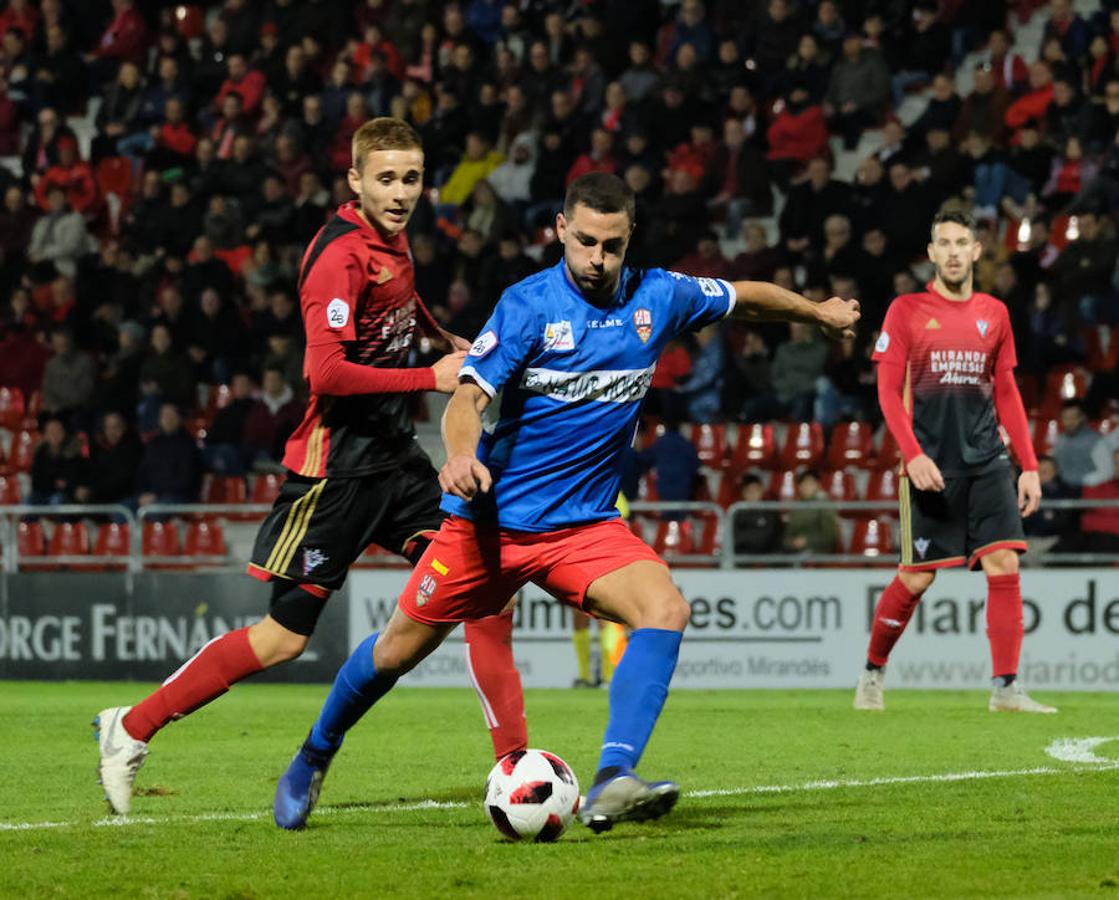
{"left": 94, "top": 118, "right": 528, "bottom": 814}
{"left": 854, "top": 209, "right": 1056, "bottom": 713}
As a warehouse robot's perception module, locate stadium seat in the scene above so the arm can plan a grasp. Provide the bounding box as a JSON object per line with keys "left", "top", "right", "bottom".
{"left": 353, "top": 542, "right": 409, "bottom": 569}
{"left": 93, "top": 522, "right": 131, "bottom": 570}
{"left": 1040, "top": 366, "right": 1089, "bottom": 418}
{"left": 636, "top": 418, "right": 666, "bottom": 451}
{"left": 6, "top": 430, "right": 39, "bottom": 474}
{"left": 865, "top": 469, "right": 901, "bottom": 519}
{"left": 826, "top": 421, "right": 873, "bottom": 469}
{"left": 778, "top": 422, "right": 825, "bottom": 470}
{"left": 184, "top": 518, "right": 228, "bottom": 561}
{"left": 94, "top": 156, "right": 133, "bottom": 233}
{"left": 250, "top": 472, "right": 285, "bottom": 505}
{"left": 0, "top": 386, "right": 25, "bottom": 431}
{"left": 16, "top": 520, "right": 46, "bottom": 569}
{"left": 820, "top": 469, "right": 858, "bottom": 517}
{"left": 652, "top": 519, "right": 694, "bottom": 557}
{"left": 715, "top": 471, "right": 740, "bottom": 508}
{"left": 0, "top": 473, "right": 20, "bottom": 504}
{"left": 767, "top": 469, "right": 798, "bottom": 502}
{"left": 848, "top": 517, "right": 896, "bottom": 564}
{"left": 46, "top": 520, "right": 91, "bottom": 569}
{"left": 203, "top": 474, "right": 247, "bottom": 503}
{"left": 21, "top": 390, "right": 41, "bottom": 430}
{"left": 206, "top": 383, "right": 234, "bottom": 418}
{"left": 636, "top": 473, "right": 659, "bottom": 501}
{"left": 728, "top": 423, "right": 777, "bottom": 472}
{"left": 1084, "top": 325, "right": 1119, "bottom": 374}
{"left": 1095, "top": 418, "right": 1118, "bottom": 438}
{"left": 874, "top": 429, "right": 901, "bottom": 471}
{"left": 143, "top": 520, "right": 183, "bottom": 569}
{"left": 1032, "top": 417, "right": 1061, "bottom": 459}
{"left": 690, "top": 423, "right": 727, "bottom": 468}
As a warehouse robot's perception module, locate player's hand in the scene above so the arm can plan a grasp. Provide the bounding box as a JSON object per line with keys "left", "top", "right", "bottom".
{"left": 446, "top": 332, "right": 472, "bottom": 352}
{"left": 1018, "top": 469, "right": 1041, "bottom": 517}
{"left": 817, "top": 296, "right": 861, "bottom": 340}
{"left": 439, "top": 453, "right": 493, "bottom": 500}
{"left": 906, "top": 454, "right": 945, "bottom": 492}
{"left": 431, "top": 350, "right": 467, "bottom": 393}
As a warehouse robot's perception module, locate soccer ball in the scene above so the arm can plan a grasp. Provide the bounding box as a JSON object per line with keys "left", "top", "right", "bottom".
{"left": 484, "top": 749, "right": 581, "bottom": 842}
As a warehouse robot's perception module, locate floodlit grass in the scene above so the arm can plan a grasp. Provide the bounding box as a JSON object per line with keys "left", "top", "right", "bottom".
{"left": 3, "top": 682, "right": 1118, "bottom": 898}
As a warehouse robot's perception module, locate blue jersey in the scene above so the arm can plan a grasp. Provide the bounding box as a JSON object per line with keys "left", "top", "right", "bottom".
{"left": 442, "top": 261, "right": 735, "bottom": 531}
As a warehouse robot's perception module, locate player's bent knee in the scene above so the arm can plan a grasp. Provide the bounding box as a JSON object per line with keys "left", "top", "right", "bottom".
{"left": 981, "top": 549, "right": 1019, "bottom": 575}
{"left": 248, "top": 617, "right": 309, "bottom": 667}
{"left": 899, "top": 569, "right": 935, "bottom": 594}
{"left": 636, "top": 591, "right": 691, "bottom": 632}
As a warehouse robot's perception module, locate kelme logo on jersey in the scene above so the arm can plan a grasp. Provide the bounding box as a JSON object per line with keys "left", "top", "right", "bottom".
{"left": 543, "top": 320, "right": 575, "bottom": 351}
{"left": 633, "top": 308, "right": 652, "bottom": 343}
{"left": 326, "top": 298, "right": 350, "bottom": 329}
{"left": 914, "top": 537, "right": 930, "bottom": 560}
{"left": 976, "top": 319, "right": 989, "bottom": 338}
{"left": 470, "top": 330, "right": 498, "bottom": 358}
{"left": 416, "top": 574, "right": 437, "bottom": 607}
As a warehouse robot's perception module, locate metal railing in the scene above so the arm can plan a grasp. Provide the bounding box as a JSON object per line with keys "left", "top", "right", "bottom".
{"left": 0, "top": 498, "right": 1115, "bottom": 573}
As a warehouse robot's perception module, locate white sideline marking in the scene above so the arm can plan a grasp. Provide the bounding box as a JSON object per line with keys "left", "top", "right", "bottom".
{"left": 1043, "top": 736, "right": 1119, "bottom": 765}
{"left": 3, "top": 757, "right": 1117, "bottom": 833}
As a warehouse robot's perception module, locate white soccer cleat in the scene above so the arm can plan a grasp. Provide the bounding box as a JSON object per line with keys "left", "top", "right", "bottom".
{"left": 989, "top": 683, "right": 1057, "bottom": 714}
{"left": 853, "top": 668, "right": 885, "bottom": 710}
{"left": 94, "top": 706, "right": 149, "bottom": 814}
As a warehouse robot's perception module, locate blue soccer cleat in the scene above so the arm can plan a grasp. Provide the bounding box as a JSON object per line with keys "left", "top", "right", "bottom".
{"left": 579, "top": 768, "right": 679, "bottom": 834}
{"left": 273, "top": 737, "right": 335, "bottom": 830}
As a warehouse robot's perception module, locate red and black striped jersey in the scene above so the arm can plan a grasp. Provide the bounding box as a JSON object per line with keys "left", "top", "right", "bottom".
{"left": 282, "top": 201, "right": 436, "bottom": 478}
{"left": 873, "top": 284, "right": 1016, "bottom": 475}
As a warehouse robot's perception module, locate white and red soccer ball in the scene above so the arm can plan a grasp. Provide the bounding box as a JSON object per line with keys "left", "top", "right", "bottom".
{"left": 484, "top": 749, "right": 581, "bottom": 842}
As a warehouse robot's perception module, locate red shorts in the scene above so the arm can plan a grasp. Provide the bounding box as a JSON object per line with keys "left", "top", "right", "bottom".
{"left": 398, "top": 516, "right": 666, "bottom": 625}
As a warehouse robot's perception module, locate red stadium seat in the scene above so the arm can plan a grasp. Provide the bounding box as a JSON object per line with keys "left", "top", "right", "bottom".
{"left": 47, "top": 520, "right": 91, "bottom": 569}
{"left": 728, "top": 423, "right": 777, "bottom": 472}
{"left": 184, "top": 518, "right": 227, "bottom": 560}
{"left": 143, "top": 520, "right": 183, "bottom": 569}
{"left": 865, "top": 469, "right": 901, "bottom": 518}
{"left": 0, "top": 387, "right": 25, "bottom": 431}
{"left": 1040, "top": 366, "right": 1089, "bottom": 418}
{"left": 778, "top": 422, "right": 825, "bottom": 470}
{"left": 874, "top": 429, "right": 901, "bottom": 471}
{"left": 1095, "top": 417, "right": 1118, "bottom": 438}
{"left": 93, "top": 522, "right": 131, "bottom": 570}
{"left": 820, "top": 469, "right": 858, "bottom": 517}
{"left": 203, "top": 476, "right": 250, "bottom": 521}
{"left": 715, "top": 471, "right": 741, "bottom": 508}
{"left": 1084, "top": 326, "right": 1119, "bottom": 374}
{"left": 848, "top": 517, "right": 896, "bottom": 563}
{"left": 826, "top": 421, "right": 874, "bottom": 469}
{"left": 17, "top": 520, "right": 45, "bottom": 569}
{"left": 690, "top": 423, "right": 727, "bottom": 468}
{"left": 0, "top": 473, "right": 20, "bottom": 504}
{"left": 636, "top": 473, "right": 659, "bottom": 502}
{"left": 636, "top": 418, "right": 666, "bottom": 451}
{"left": 767, "top": 469, "right": 798, "bottom": 502}
{"left": 250, "top": 472, "right": 285, "bottom": 505}
{"left": 1032, "top": 417, "right": 1061, "bottom": 459}
{"left": 652, "top": 519, "right": 694, "bottom": 557}
{"left": 6, "top": 430, "right": 40, "bottom": 474}
{"left": 21, "top": 390, "right": 41, "bottom": 430}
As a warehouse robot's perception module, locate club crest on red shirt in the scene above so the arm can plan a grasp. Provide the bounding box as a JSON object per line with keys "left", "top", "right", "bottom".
{"left": 976, "top": 319, "right": 989, "bottom": 338}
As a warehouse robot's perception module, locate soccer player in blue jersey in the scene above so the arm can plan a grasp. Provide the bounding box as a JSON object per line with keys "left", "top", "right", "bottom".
{"left": 274, "top": 173, "right": 860, "bottom": 832}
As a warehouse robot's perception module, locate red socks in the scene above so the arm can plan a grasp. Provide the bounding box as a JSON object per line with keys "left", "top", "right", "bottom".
{"left": 464, "top": 611, "right": 527, "bottom": 760}
{"left": 123, "top": 626, "right": 264, "bottom": 742}
{"left": 986, "top": 573, "right": 1023, "bottom": 679}
{"left": 867, "top": 576, "right": 923, "bottom": 667}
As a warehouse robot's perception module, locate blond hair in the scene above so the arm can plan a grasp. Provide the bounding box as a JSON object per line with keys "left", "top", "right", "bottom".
{"left": 351, "top": 117, "right": 423, "bottom": 172}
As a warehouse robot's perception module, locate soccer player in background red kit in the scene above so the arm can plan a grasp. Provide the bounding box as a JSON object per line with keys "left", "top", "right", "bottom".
{"left": 93, "top": 118, "right": 528, "bottom": 814}
{"left": 854, "top": 209, "right": 1055, "bottom": 714}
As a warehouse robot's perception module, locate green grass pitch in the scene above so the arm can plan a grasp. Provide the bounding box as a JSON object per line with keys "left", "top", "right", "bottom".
{"left": 3, "top": 682, "right": 1118, "bottom": 898}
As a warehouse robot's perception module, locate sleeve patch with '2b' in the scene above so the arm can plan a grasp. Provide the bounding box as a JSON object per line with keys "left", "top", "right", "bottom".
{"left": 326, "top": 298, "right": 350, "bottom": 329}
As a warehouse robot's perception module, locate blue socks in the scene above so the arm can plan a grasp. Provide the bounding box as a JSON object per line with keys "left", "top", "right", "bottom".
{"left": 307, "top": 633, "right": 398, "bottom": 755}
{"left": 596, "top": 628, "right": 682, "bottom": 774}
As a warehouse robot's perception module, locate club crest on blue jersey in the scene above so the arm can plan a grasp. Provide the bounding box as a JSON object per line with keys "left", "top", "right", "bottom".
{"left": 633, "top": 308, "right": 652, "bottom": 343}
{"left": 976, "top": 319, "right": 989, "bottom": 338}
{"left": 416, "top": 574, "right": 437, "bottom": 607}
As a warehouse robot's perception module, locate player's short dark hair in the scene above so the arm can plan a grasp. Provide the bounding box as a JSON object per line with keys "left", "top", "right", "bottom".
{"left": 564, "top": 172, "right": 635, "bottom": 224}
{"left": 931, "top": 207, "right": 976, "bottom": 238}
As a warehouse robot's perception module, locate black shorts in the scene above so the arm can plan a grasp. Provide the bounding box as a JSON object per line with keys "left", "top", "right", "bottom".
{"left": 899, "top": 461, "right": 1027, "bottom": 572}
{"left": 247, "top": 456, "right": 444, "bottom": 593}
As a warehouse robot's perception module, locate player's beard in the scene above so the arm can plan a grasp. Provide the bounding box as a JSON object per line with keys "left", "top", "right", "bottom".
{"left": 574, "top": 268, "right": 618, "bottom": 303}
{"left": 938, "top": 263, "right": 972, "bottom": 295}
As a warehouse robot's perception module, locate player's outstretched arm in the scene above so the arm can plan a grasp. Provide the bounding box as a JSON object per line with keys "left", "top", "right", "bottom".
{"left": 729, "top": 280, "right": 860, "bottom": 339}
{"left": 439, "top": 381, "right": 493, "bottom": 500}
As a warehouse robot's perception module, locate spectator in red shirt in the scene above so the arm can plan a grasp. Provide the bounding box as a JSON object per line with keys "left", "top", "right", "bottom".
{"left": 982, "top": 29, "right": 1029, "bottom": 93}
{"left": 0, "top": 0, "right": 38, "bottom": 42}
{"left": 565, "top": 127, "right": 616, "bottom": 187}
{"left": 647, "top": 339, "right": 692, "bottom": 421}
{"left": 352, "top": 23, "right": 405, "bottom": 81}
{"left": 1006, "top": 61, "right": 1055, "bottom": 131}
{"left": 766, "top": 83, "right": 830, "bottom": 186}
{"left": 34, "top": 137, "right": 98, "bottom": 216}
{"left": 214, "top": 53, "right": 266, "bottom": 118}
{"left": 90, "top": 0, "right": 150, "bottom": 79}
{"left": 673, "top": 231, "right": 734, "bottom": 279}
{"left": 243, "top": 365, "right": 302, "bottom": 468}
{"left": 666, "top": 120, "right": 718, "bottom": 189}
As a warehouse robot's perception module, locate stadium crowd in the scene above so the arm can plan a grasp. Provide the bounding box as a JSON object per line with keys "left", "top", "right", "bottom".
{"left": 0, "top": 0, "right": 1117, "bottom": 555}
